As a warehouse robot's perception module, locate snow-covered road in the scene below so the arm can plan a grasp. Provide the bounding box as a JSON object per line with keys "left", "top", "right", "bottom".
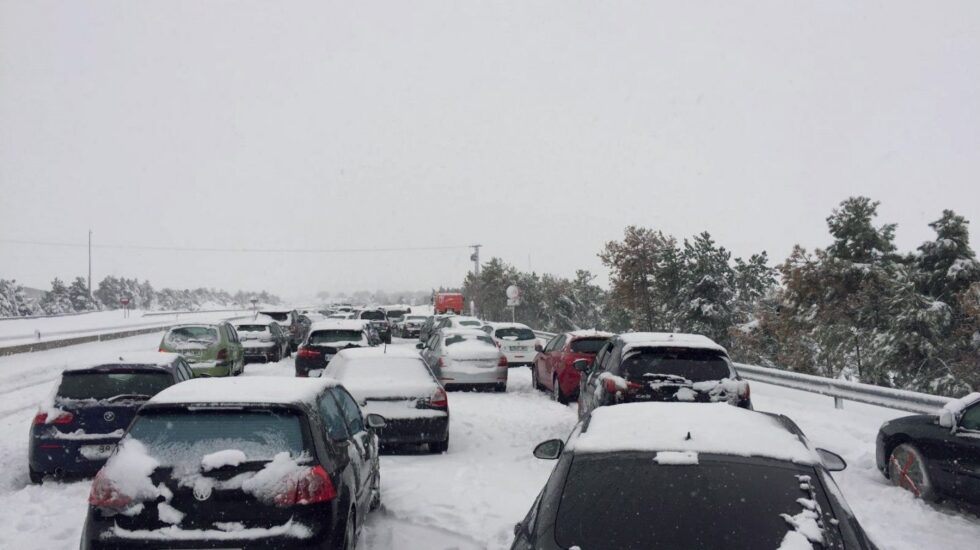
{"left": 0, "top": 334, "right": 978, "bottom": 549}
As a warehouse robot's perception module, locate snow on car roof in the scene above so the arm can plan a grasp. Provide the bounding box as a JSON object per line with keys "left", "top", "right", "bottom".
{"left": 942, "top": 392, "right": 980, "bottom": 416}
{"left": 148, "top": 376, "right": 339, "bottom": 406}
{"left": 67, "top": 351, "right": 182, "bottom": 372}
{"left": 325, "top": 348, "right": 437, "bottom": 399}
{"left": 572, "top": 402, "right": 817, "bottom": 465}
{"left": 440, "top": 328, "right": 489, "bottom": 337}
{"left": 488, "top": 322, "right": 532, "bottom": 330}
{"left": 567, "top": 329, "right": 614, "bottom": 339}
{"left": 309, "top": 320, "right": 368, "bottom": 332}
{"left": 619, "top": 332, "right": 727, "bottom": 355}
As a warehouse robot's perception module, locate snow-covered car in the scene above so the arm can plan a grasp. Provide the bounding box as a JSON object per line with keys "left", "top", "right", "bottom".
{"left": 576, "top": 332, "right": 751, "bottom": 418}
{"left": 419, "top": 313, "right": 451, "bottom": 342}
{"left": 80, "top": 377, "right": 386, "bottom": 550}
{"left": 158, "top": 322, "right": 245, "bottom": 377}
{"left": 532, "top": 330, "right": 613, "bottom": 404}
{"left": 487, "top": 322, "right": 538, "bottom": 367}
{"left": 295, "top": 320, "right": 373, "bottom": 377}
{"left": 28, "top": 352, "right": 194, "bottom": 484}
{"left": 514, "top": 402, "right": 877, "bottom": 550}
{"left": 394, "top": 314, "right": 430, "bottom": 338}
{"left": 258, "top": 308, "right": 305, "bottom": 351}
{"left": 418, "top": 328, "right": 508, "bottom": 392}
{"left": 234, "top": 317, "right": 291, "bottom": 363}
{"left": 357, "top": 308, "right": 392, "bottom": 344}
{"left": 875, "top": 392, "right": 980, "bottom": 504}
{"left": 326, "top": 312, "right": 356, "bottom": 320}
{"left": 432, "top": 315, "right": 485, "bottom": 332}
{"left": 324, "top": 347, "right": 450, "bottom": 453}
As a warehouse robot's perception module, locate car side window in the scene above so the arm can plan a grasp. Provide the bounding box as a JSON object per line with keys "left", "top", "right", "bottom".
{"left": 331, "top": 388, "right": 365, "bottom": 435}
{"left": 175, "top": 359, "right": 193, "bottom": 381}
{"left": 544, "top": 335, "right": 559, "bottom": 352}
{"left": 318, "top": 393, "right": 351, "bottom": 441}
{"left": 552, "top": 335, "right": 567, "bottom": 351}
{"left": 606, "top": 343, "right": 623, "bottom": 374}
{"left": 593, "top": 341, "right": 611, "bottom": 371}
{"left": 961, "top": 403, "right": 980, "bottom": 431}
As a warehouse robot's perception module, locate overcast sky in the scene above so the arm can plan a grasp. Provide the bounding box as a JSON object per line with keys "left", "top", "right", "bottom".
{"left": 2, "top": 1, "right": 979, "bottom": 300}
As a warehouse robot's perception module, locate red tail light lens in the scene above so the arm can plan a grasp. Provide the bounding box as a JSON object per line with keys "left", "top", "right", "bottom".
{"left": 430, "top": 387, "right": 448, "bottom": 408}
{"left": 603, "top": 378, "right": 619, "bottom": 393}
{"left": 274, "top": 465, "right": 337, "bottom": 506}
{"left": 498, "top": 355, "right": 508, "bottom": 367}
{"left": 297, "top": 348, "right": 321, "bottom": 359}
{"left": 33, "top": 410, "right": 74, "bottom": 425}
{"left": 603, "top": 379, "right": 641, "bottom": 394}
{"left": 216, "top": 348, "right": 228, "bottom": 361}
{"left": 88, "top": 469, "right": 131, "bottom": 510}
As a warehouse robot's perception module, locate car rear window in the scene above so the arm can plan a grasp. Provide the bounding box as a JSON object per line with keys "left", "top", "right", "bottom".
{"left": 555, "top": 454, "right": 836, "bottom": 550}
{"left": 386, "top": 310, "right": 409, "bottom": 319}
{"left": 619, "top": 348, "right": 732, "bottom": 382}
{"left": 235, "top": 324, "right": 270, "bottom": 333}
{"left": 126, "top": 409, "right": 307, "bottom": 466}
{"left": 360, "top": 311, "right": 386, "bottom": 320}
{"left": 494, "top": 327, "right": 535, "bottom": 340}
{"left": 261, "top": 312, "right": 290, "bottom": 322}
{"left": 570, "top": 337, "right": 608, "bottom": 353}
{"left": 309, "top": 330, "right": 363, "bottom": 345}
{"left": 166, "top": 326, "right": 218, "bottom": 345}
{"left": 57, "top": 371, "right": 174, "bottom": 401}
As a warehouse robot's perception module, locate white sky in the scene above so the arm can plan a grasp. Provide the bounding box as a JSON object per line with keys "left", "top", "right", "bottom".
{"left": 2, "top": 1, "right": 979, "bottom": 299}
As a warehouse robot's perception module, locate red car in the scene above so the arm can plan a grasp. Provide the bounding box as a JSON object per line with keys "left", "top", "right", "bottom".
{"left": 531, "top": 330, "right": 613, "bottom": 404}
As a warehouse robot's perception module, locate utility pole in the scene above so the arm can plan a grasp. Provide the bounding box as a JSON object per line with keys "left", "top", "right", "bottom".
{"left": 88, "top": 229, "right": 92, "bottom": 298}
{"left": 470, "top": 244, "right": 482, "bottom": 276}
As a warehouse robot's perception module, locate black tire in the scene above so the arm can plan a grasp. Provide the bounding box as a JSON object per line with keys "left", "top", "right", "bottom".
{"left": 430, "top": 436, "right": 449, "bottom": 454}
{"left": 494, "top": 382, "right": 507, "bottom": 393}
{"left": 552, "top": 377, "right": 568, "bottom": 405}
{"left": 369, "top": 467, "right": 382, "bottom": 511}
{"left": 530, "top": 364, "right": 541, "bottom": 391}
{"left": 28, "top": 468, "right": 43, "bottom": 485}
{"left": 888, "top": 443, "right": 937, "bottom": 501}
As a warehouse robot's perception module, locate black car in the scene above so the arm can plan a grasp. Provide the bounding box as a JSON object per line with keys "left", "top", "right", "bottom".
{"left": 357, "top": 309, "right": 392, "bottom": 344}
{"left": 259, "top": 308, "right": 304, "bottom": 351}
{"left": 419, "top": 314, "right": 450, "bottom": 343}
{"left": 576, "top": 332, "right": 752, "bottom": 418}
{"left": 28, "top": 352, "right": 194, "bottom": 483}
{"left": 80, "top": 377, "right": 385, "bottom": 550}
{"left": 295, "top": 322, "right": 372, "bottom": 377}
{"left": 513, "top": 402, "right": 878, "bottom": 550}
{"left": 395, "top": 314, "right": 430, "bottom": 339}
{"left": 235, "top": 318, "right": 292, "bottom": 363}
{"left": 875, "top": 392, "right": 980, "bottom": 504}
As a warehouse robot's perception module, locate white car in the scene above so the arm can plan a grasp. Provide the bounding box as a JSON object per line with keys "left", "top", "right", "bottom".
{"left": 487, "top": 322, "right": 538, "bottom": 366}
{"left": 419, "top": 328, "right": 508, "bottom": 392}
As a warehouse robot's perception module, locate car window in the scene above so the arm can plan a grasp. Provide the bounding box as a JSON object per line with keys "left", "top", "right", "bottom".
{"left": 593, "top": 341, "right": 612, "bottom": 371}
{"left": 618, "top": 348, "right": 732, "bottom": 383}
{"left": 57, "top": 371, "right": 174, "bottom": 400}
{"left": 318, "top": 393, "right": 351, "bottom": 441}
{"left": 330, "top": 388, "right": 365, "bottom": 435}
{"left": 961, "top": 402, "right": 980, "bottom": 431}
{"left": 570, "top": 337, "right": 609, "bottom": 354}
{"left": 166, "top": 326, "right": 219, "bottom": 346}
{"left": 177, "top": 359, "right": 194, "bottom": 381}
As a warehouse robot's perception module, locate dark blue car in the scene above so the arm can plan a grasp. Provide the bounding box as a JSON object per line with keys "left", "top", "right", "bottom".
{"left": 28, "top": 351, "right": 194, "bottom": 483}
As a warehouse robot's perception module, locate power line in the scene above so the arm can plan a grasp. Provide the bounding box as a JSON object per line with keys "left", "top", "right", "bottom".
{"left": 0, "top": 238, "right": 473, "bottom": 255}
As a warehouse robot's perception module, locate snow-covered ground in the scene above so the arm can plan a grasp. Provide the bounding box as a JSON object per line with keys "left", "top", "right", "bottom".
{"left": 0, "top": 333, "right": 978, "bottom": 549}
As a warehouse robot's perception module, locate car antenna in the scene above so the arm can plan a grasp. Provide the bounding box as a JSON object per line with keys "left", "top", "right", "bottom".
{"left": 685, "top": 431, "right": 692, "bottom": 441}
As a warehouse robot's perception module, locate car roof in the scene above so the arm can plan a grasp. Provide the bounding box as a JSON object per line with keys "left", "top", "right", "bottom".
{"left": 489, "top": 322, "right": 532, "bottom": 330}
{"left": 167, "top": 323, "right": 222, "bottom": 330}
{"left": 571, "top": 402, "right": 817, "bottom": 465}
{"left": 617, "top": 332, "right": 728, "bottom": 355}
{"left": 309, "top": 319, "right": 368, "bottom": 332}
{"left": 148, "top": 376, "right": 340, "bottom": 406}
{"left": 65, "top": 351, "right": 182, "bottom": 372}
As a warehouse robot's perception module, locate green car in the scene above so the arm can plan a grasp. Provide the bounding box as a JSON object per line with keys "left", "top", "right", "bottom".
{"left": 159, "top": 322, "right": 245, "bottom": 377}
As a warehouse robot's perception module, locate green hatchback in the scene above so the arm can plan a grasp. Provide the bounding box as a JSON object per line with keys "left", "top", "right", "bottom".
{"left": 159, "top": 322, "right": 244, "bottom": 377}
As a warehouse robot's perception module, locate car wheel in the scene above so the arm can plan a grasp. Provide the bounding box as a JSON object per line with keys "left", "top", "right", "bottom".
{"left": 28, "top": 467, "right": 43, "bottom": 485}
{"left": 494, "top": 382, "right": 507, "bottom": 393}
{"left": 530, "top": 364, "right": 541, "bottom": 390}
{"left": 272, "top": 348, "right": 281, "bottom": 363}
{"left": 888, "top": 443, "right": 936, "bottom": 501}
{"left": 430, "top": 435, "right": 449, "bottom": 454}
{"left": 552, "top": 377, "right": 568, "bottom": 404}
{"left": 342, "top": 506, "right": 357, "bottom": 550}
{"left": 369, "top": 468, "right": 382, "bottom": 511}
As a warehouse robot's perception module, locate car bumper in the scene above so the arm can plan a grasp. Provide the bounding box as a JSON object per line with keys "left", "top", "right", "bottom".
{"left": 243, "top": 345, "right": 277, "bottom": 361}
{"left": 502, "top": 349, "right": 535, "bottom": 366}
{"left": 439, "top": 366, "right": 507, "bottom": 388}
{"left": 189, "top": 361, "right": 233, "bottom": 377}
{"left": 377, "top": 415, "right": 449, "bottom": 446}
{"left": 30, "top": 436, "right": 120, "bottom": 477}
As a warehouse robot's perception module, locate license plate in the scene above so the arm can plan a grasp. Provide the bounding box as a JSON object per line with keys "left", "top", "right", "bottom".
{"left": 511, "top": 346, "right": 528, "bottom": 351}
{"left": 79, "top": 444, "right": 116, "bottom": 460}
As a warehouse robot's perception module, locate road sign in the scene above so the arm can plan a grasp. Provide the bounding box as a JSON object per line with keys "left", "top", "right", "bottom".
{"left": 507, "top": 297, "right": 520, "bottom": 307}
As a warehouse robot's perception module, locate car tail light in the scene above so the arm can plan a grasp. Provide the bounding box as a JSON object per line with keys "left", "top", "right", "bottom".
{"left": 740, "top": 382, "right": 751, "bottom": 401}
{"left": 603, "top": 379, "right": 641, "bottom": 394}
{"left": 274, "top": 465, "right": 337, "bottom": 506}
{"left": 498, "top": 355, "right": 508, "bottom": 367}
{"left": 88, "top": 469, "right": 131, "bottom": 510}
{"left": 436, "top": 357, "right": 445, "bottom": 369}
{"left": 33, "top": 410, "right": 74, "bottom": 425}
{"left": 430, "top": 387, "right": 448, "bottom": 408}
{"left": 216, "top": 348, "right": 228, "bottom": 361}
{"left": 297, "top": 348, "right": 321, "bottom": 359}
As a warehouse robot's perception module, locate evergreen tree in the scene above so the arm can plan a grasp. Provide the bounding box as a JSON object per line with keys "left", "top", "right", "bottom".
{"left": 67, "top": 277, "right": 98, "bottom": 312}
{"left": 40, "top": 278, "right": 73, "bottom": 314}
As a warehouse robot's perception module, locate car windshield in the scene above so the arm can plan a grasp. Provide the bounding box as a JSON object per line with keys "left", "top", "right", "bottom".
{"left": 494, "top": 327, "right": 535, "bottom": 340}
{"left": 260, "top": 312, "right": 290, "bottom": 322}
{"left": 619, "top": 348, "right": 732, "bottom": 382}
{"left": 570, "top": 337, "right": 609, "bottom": 353}
{"left": 165, "top": 326, "right": 218, "bottom": 346}
{"left": 555, "top": 454, "right": 836, "bottom": 550}
{"left": 445, "top": 334, "right": 496, "bottom": 347}
{"left": 360, "top": 310, "right": 386, "bottom": 320}
{"left": 309, "top": 329, "right": 363, "bottom": 345}
{"left": 57, "top": 370, "right": 173, "bottom": 401}
{"left": 126, "top": 409, "right": 306, "bottom": 467}
{"left": 386, "top": 310, "right": 408, "bottom": 318}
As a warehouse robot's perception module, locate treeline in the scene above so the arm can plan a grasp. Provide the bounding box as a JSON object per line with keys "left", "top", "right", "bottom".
{"left": 0, "top": 275, "right": 281, "bottom": 317}
{"left": 464, "top": 197, "right": 980, "bottom": 395}
{"left": 316, "top": 289, "right": 431, "bottom": 306}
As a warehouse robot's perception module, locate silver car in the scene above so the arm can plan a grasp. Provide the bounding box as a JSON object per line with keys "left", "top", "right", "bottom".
{"left": 418, "top": 328, "right": 507, "bottom": 392}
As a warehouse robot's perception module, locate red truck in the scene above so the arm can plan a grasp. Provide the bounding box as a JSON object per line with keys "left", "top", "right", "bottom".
{"left": 434, "top": 292, "right": 465, "bottom": 314}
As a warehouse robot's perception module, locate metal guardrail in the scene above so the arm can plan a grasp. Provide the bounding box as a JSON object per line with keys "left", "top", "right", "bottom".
{"left": 531, "top": 330, "right": 952, "bottom": 414}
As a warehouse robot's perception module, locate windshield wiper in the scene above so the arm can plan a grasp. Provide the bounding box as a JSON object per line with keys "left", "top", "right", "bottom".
{"left": 105, "top": 393, "right": 153, "bottom": 402}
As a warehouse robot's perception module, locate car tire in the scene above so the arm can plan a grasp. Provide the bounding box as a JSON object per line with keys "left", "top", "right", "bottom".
{"left": 494, "top": 382, "right": 507, "bottom": 393}
{"left": 271, "top": 348, "right": 281, "bottom": 363}
{"left": 888, "top": 443, "right": 937, "bottom": 501}
{"left": 552, "top": 377, "right": 568, "bottom": 404}
{"left": 530, "top": 364, "right": 541, "bottom": 391}
{"left": 369, "top": 468, "right": 382, "bottom": 511}
{"left": 430, "top": 436, "right": 449, "bottom": 454}
{"left": 28, "top": 467, "right": 43, "bottom": 485}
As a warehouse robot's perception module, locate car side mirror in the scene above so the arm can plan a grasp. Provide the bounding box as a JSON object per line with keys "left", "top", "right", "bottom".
{"left": 815, "top": 448, "right": 847, "bottom": 472}
{"left": 939, "top": 409, "right": 956, "bottom": 430}
{"left": 416, "top": 342, "right": 425, "bottom": 349}
{"left": 533, "top": 439, "right": 564, "bottom": 460}
{"left": 534, "top": 344, "right": 543, "bottom": 353}
{"left": 513, "top": 522, "right": 522, "bottom": 536}
{"left": 572, "top": 359, "right": 590, "bottom": 372}
{"left": 365, "top": 413, "right": 387, "bottom": 430}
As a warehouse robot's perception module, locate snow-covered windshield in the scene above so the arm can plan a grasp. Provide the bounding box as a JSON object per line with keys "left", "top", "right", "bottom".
{"left": 494, "top": 327, "right": 535, "bottom": 340}
{"left": 125, "top": 409, "right": 306, "bottom": 466}
{"left": 570, "top": 337, "right": 608, "bottom": 353}
{"left": 165, "top": 326, "right": 218, "bottom": 346}
{"left": 309, "top": 330, "right": 363, "bottom": 345}
{"left": 445, "top": 334, "right": 496, "bottom": 347}
{"left": 555, "top": 454, "right": 835, "bottom": 549}
{"left": 57, "top": 371, "right": 173, "bottom": 401}
{"left": 619, "top": 348, "right": 731, "bottom": 382}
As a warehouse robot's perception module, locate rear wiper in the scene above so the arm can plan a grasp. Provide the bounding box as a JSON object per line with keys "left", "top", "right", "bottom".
{"left": 105, "top": 393, "right": 153, "bottom": 402}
